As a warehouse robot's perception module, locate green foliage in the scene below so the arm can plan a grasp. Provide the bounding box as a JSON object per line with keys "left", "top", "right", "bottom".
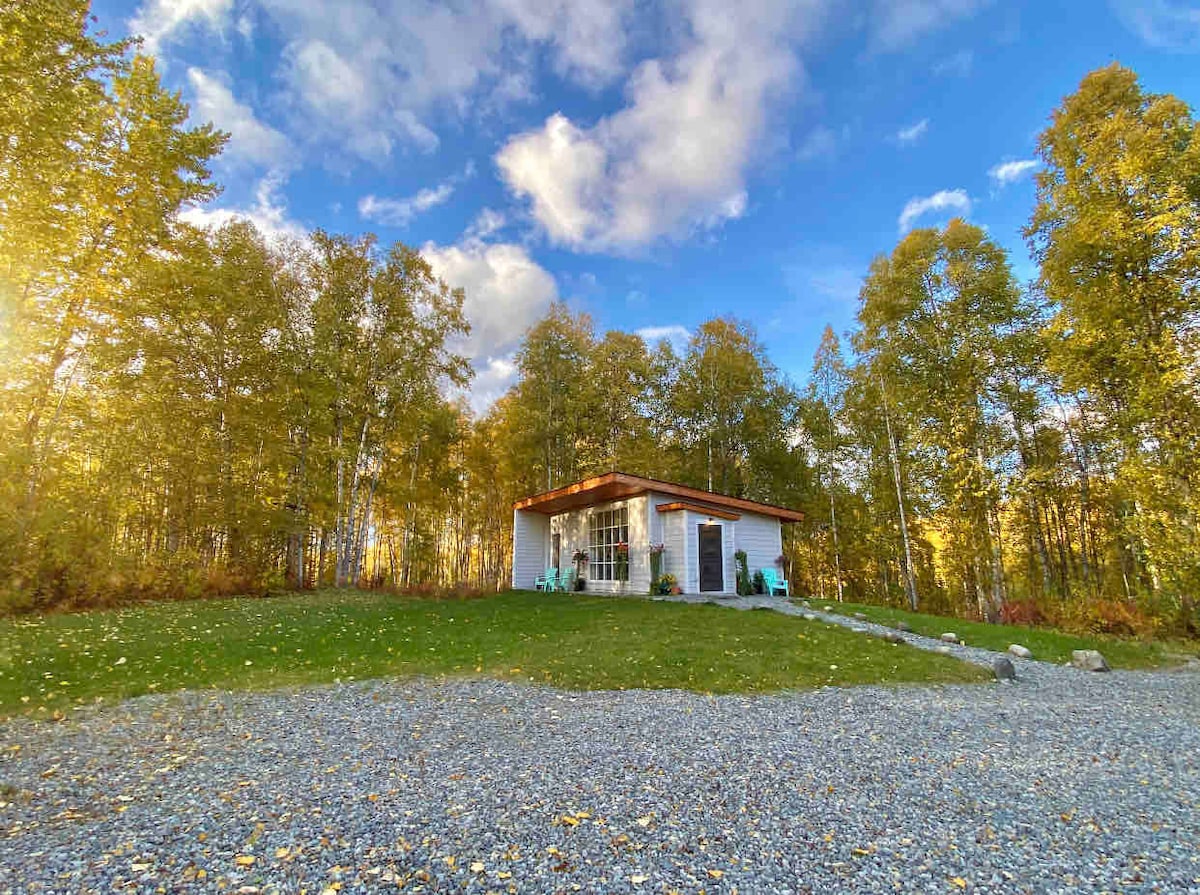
{"left": 815, "top": 600, "right": 1191, "bottom": 669}
{"left": 2, "top": 5, "right": 1198, "bottom": 642}
{"left": 1028, "top": 63, "right": 1200, "bottom": 612}
{"left": 734, "top": 549, "right": 752, "bottom": 595}
{"left": 0, "top": 589, "right": 990, "bottom": 717}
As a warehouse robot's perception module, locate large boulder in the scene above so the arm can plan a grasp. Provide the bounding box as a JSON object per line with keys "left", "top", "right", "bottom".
{"left": 1071, "top": 649, "right": 1111, "bottom": 672}
{"left": 1008, "top": 644, "right": 1033, "bottom": 659}
{"left": 896, "top": 621, "right": 913, "bottom": 633}
{"left": 993, "top": 657, "right": 1017, "bottom": 682}
{"left": 940, "top": 632, "right": 960, "bottom": 644}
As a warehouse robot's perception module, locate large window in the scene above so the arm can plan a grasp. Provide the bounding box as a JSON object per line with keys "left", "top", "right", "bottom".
{"left": 588, "top": 507, "right": 629, "bottom": 581}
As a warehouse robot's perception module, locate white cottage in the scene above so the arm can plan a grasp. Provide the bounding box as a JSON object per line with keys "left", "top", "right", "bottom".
{"left": 512, "top": 472, "right": 803, "bottom": 595}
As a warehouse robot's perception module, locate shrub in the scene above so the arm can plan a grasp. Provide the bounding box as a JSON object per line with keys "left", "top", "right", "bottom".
{"left": 734, "top": 550, "right": 751, "bottom": 596}
{"left": 999, "top": 598, "right": 1049, "bottom": 627}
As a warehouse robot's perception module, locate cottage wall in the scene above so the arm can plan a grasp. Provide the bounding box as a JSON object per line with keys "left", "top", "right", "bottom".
{"left": 734, "top": 510, "right": 785, "bottom": 582}
{"left": 516, "top": 488, "right": 786, "bottom": 596}
{"left": 511, "top": 509, "right": 551, "bottom": 589}
{"left": 549, "top": 494, "right": 651, "bottom": 595}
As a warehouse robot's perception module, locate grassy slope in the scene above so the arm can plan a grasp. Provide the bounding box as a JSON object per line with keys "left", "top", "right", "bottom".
{"left": 811, "top": 599, "right": 1192, "bottom": 668}
{"left": 0, "top": 590, "right": 990, "bottom": 717}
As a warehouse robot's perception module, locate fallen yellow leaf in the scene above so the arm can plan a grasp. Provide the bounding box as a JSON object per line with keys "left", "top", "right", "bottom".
{"left": 636, "top": 815, "right": 652, "bottom": 827}
{"left": 469, "top": 862, "right": 485, "bottom": 873}
{"left": 707, "top": 869, "right": 724, "bottom": 879}
{"left": 234, "top": 855, "right": 256, "bottom": 867}
{"left": 950, "top": 877, "right": 967, "bottom": 889}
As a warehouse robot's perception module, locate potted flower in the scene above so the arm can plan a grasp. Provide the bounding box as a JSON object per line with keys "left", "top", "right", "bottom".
{"left": 615, "top": 541, "right": 629, "bottom": 585}
{"left": 572, "top": 549, "right": 588, "bottom": 591}
{"left": 648, "top": 543, "right": 665, "bottom": 594}
{"left": 657, "top": 572, "right": 677, "bottom": 595}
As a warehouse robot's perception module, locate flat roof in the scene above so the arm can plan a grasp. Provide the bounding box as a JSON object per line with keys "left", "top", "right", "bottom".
{"left": 513, "top": 472, "right": 804, "bottom": 522}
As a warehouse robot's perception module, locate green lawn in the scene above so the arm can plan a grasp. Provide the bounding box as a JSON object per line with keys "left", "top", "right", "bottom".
{"left": 0, "top": 590, "right": 991, "bottom": 717}
{"left": 810, "top": 599, "right": 1194, "bottom": 669}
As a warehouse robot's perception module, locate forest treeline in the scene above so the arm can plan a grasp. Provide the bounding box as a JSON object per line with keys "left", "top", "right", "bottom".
{"left": 2, "top": 2, "right": 1198, "bottom": 634}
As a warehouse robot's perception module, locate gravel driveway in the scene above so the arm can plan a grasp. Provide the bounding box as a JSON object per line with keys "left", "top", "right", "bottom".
{"left": 2, "top": 663, "right": 1198, "bottom": 893}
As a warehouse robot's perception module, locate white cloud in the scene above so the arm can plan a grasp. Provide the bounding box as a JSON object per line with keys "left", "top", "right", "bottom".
{"left": 180, "top": 171, "right": 308, "bottom": 243}
{"left": 636, "top": 325, "right": 692, "bottom": 353}
{"left": 421, "top": 238, "right": 559, "bottom": 364}
{"left": 130, "top": 0, "right": 234, "bottom": 55}
{"left": 467, "top": 355, "right": 520, "bottom": 413}
{"left": 465, "top": 208, "right": 507, "bottom": 241}
{"left": 1111, "top": 1, "right": 1200, "bottom": 50}
{"left": 988, "top": 158, "right": 1039, "bottom": 187}
{"left": 358, "top": 162, "right": 475, "bottom": 227}
{"left": 896, "top": 118, "right": 928, "bottom": 145}
{"left": 497, "top": 0, "right": 825, "bottom": 253}
{"left": 359, "top": 186, "right": 454, "bottom": 228}
{"left": 187, "top": 68, "right": 292, "bottom": 168}
{"left": 866, "top": 0, "right": 990, "bottom": 51}
{"left": 897, "top": 188, "right": 971, "bottom": 232}
{"left": 250, "top": 0, "right": 635, "bottom": 160}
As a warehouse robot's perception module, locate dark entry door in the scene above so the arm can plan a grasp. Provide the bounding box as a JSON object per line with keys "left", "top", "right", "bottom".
{"left": 698, "top": 524, "right": 723, "bottom": 592}
{"left": 552, "top": 533, "right": 561, "bottom": 570}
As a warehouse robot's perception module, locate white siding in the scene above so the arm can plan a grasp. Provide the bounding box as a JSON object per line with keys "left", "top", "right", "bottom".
{"left": 511, "top": 509, "right": 551, "bottom": 589}
{"left": 735, "top": 510, "right": 785, "bottom": 582}
{"left": 549, "top": 494, "right": 651, "bottom": 595}
{"left": 647, "top": 492, "right": 685, "bottom": 589}
{"left": 518, "top": 488, "right": 784, "bottom": 596}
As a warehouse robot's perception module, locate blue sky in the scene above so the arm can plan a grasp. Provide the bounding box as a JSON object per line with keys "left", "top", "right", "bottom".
{"left": 95, "top": 0, "right": 1200, "bottom": 408}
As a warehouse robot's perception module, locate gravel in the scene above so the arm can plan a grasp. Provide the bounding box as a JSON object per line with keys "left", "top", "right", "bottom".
{"left": 1, "top": 619, "right": 1198, "bottom": 893}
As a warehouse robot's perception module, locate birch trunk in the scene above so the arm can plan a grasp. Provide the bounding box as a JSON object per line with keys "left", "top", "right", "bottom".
{"left": 879, "top": 376, "right": 919, "bottom": 610}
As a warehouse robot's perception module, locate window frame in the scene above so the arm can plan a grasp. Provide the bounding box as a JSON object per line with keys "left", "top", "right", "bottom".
{"left": 587, "top": 505, "right": 630, "bottom": 581}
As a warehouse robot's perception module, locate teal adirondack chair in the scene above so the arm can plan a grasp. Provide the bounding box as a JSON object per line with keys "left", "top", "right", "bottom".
{"left": 553, "top": 568, "right": 574, "bottom": 592}
{"left": 535, "top": 567, "right": 557, "bottom": 591}
{"left": 761, "top": 567, "right": 790, "bottom": 597}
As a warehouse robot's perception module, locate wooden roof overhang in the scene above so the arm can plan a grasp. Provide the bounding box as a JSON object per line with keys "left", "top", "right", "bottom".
{"left": 655, "top": 501, "right": 741, "bottom": 521}
{"left": 513, "top": 472, "right": 804, "bottom": 522}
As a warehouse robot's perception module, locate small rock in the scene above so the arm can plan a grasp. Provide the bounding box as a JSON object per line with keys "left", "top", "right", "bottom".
{"left": 1071, "top": 649, "right": 1110, "bottom": 672}
{"left": 896, "top": 621, "right": 913, "bottom": 633}
{"left": 936, "top": 645, "right": 953, "bottom": 655}
{"left": 853, "top": 612, "right": 867, "bottom": 621}
{"left": 1008, "top": 644, "right": 1033, "bottom": 659}
{"left": 940, "top": 632, "right": 959, "bottom": 644}
{"left": 880, "top": 631, "right": 905, "bottom": 644}
{"left": 802, "top": 612, "right": 817, "bottom": 621}
{"left": 993, "top": 657, "right": 1017, "bottom": 681}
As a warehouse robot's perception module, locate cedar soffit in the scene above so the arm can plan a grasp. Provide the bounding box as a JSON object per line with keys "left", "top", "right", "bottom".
{"left": 513, "top": 472, "right": 804, "bottom": 522}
